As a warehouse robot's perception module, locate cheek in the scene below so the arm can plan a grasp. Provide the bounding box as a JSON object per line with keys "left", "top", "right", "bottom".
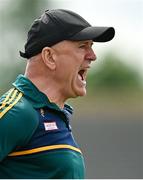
{"left": 56, "top": 62, "right": 74, "bottom": 82}
{"left": 55, "top": 52, "right": 82, "bottom": 82}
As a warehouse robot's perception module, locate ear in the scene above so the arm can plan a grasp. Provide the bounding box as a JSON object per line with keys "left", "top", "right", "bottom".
{"left": 41, "top": 47, "right": 56, "bottom": 70}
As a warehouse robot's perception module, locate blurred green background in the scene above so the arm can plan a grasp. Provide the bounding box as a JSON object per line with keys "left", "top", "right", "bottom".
{"left": 0, "top": 0, "right": 143, "bottom": 178}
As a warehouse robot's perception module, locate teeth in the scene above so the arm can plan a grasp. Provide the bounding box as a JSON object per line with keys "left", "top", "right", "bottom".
{"left": 82, "top": 80, "right": 86, "bottom": 85}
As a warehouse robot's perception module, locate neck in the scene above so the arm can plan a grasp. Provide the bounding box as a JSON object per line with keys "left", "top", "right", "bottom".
{"left": 40, "top": 82, "right": 66, "bottom": 109}
{"left": 25, "top": 73, "right": 66, "bottom": 109}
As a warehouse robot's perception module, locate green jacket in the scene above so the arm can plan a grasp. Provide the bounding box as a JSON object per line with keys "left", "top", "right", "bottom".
{"left": 0, "top": 74, "right": 85, "bottom": 179}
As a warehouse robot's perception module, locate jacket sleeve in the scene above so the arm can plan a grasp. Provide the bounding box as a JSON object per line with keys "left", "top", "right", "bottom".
{"left": 0, "top": 98, "right": 39, "bottom": 161}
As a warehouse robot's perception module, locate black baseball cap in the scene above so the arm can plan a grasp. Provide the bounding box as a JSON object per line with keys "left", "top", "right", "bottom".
{"left": 20, "top": 9, "right": 115, "bottom": 59}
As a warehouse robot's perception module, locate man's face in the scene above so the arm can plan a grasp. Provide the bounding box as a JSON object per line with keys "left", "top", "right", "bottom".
{"left": 52, "top": 40, "right": 96, "bottom": 99}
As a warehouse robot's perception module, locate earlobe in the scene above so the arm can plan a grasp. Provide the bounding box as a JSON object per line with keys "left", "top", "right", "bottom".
{"left": 41, "top": 47, "right": 56, "bottom": 70}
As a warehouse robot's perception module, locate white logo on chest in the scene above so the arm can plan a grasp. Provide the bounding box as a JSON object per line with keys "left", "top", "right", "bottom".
{"left": 44, "top": 122, "right": 58, "bottom": 131}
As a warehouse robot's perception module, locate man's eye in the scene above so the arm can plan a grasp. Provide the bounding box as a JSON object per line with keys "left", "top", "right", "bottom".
{"left": 79, "top": 44, "right": 86, "bottom": 48}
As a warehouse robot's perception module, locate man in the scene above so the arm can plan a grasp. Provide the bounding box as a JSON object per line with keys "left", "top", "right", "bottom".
{"left": 0, "top": 9, "right": 115, "bottom": 178}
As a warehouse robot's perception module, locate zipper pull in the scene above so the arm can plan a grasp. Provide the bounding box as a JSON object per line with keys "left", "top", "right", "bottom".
{"left": 40, "top": 108, "right": 45, "bottom": 117}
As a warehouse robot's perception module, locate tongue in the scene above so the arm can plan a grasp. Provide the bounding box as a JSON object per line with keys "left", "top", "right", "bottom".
{"left": 78, "top": 74, "right": 86, "bottom": 86}
{"left": 78, "top": 73, "right": 83, "bottom": 81}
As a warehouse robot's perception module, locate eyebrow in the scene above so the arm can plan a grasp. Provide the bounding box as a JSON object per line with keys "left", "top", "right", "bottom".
{"left": 78, "top": 40, "right": 94, "bottom": 46}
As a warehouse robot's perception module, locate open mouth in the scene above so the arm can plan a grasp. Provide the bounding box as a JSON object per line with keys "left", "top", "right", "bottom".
{"left": 78, "top": 69, "right": 87, "bottom": 85}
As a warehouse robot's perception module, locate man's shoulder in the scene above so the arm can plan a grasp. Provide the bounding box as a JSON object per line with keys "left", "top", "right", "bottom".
{"left": 0, "top": 88, "right": 38, "bottom": 123}
{"left": 0, "top": 88, "right": 39, "bottom": 159}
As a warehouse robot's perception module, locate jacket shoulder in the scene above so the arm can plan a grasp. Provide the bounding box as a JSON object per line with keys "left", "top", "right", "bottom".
{"left": 0, "top": 88, "right": 23, "bottom": 118}
{"left": 0, "top": 88, "right": 38, "bottom": 123}
{"left": 0, "top": 88, "right": 39, "bottom": 161}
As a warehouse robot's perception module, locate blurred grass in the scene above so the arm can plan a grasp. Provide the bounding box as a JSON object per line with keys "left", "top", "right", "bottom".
{"left": 68, "top": 88, "right": 143, "bottom": 117}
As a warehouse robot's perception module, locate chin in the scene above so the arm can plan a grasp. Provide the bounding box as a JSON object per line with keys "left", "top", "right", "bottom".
{"left": 76, "top": 88, "right": 87, "bottom": 97}
{"left": 70, "top": 84, "right": 87, "bottom": 98}
{"left": 79, "top": 92, "right": 86, "bottom": 97}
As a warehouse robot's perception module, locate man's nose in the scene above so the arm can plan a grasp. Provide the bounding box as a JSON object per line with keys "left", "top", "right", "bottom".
{"left": 85, "top": 48, "right": 97, "bottom": 61}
